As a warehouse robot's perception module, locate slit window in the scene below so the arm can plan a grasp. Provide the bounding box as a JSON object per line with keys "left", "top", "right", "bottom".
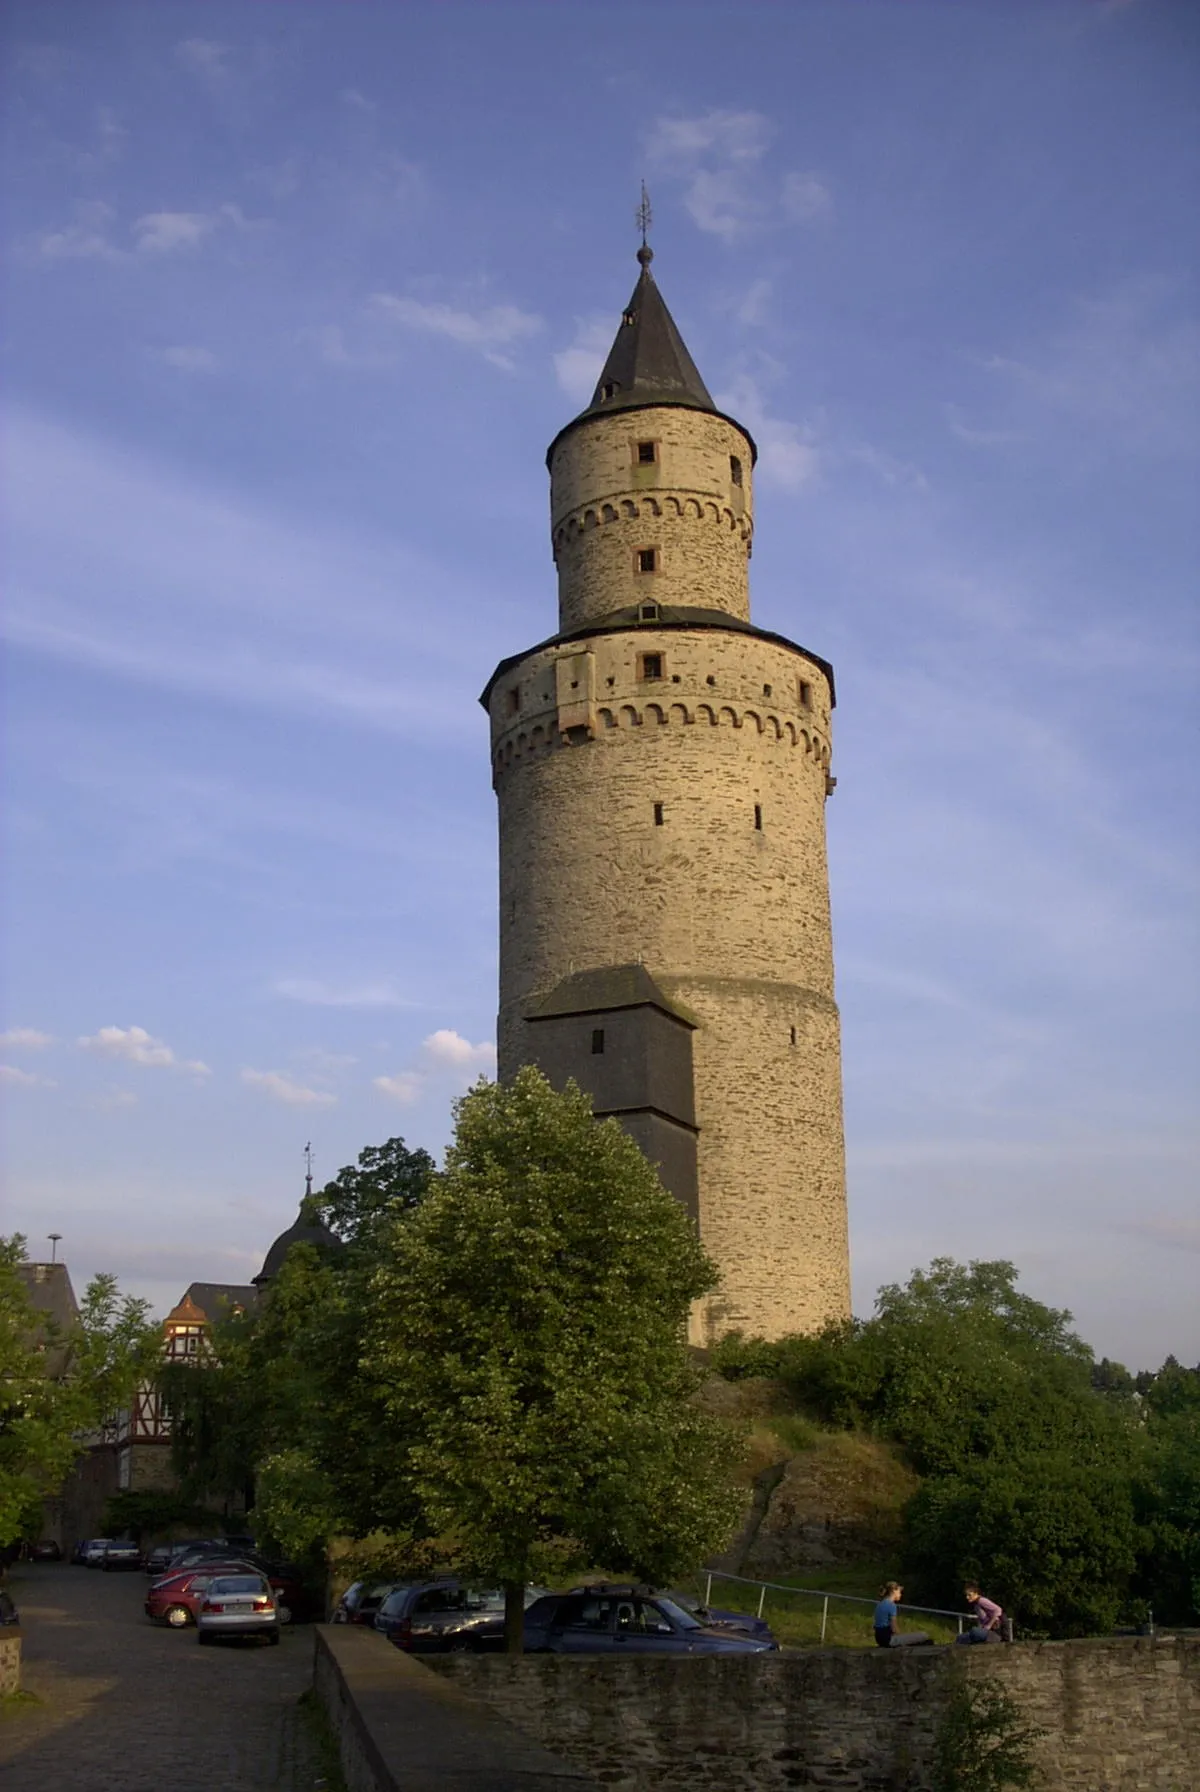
{"left": 640, "top": 653, "right": 663, "bottom": 681}
{"left": 730, "top": 455, "right": 743, "bottom": 486}
{"left": 762, "top": 683, "right": 772, "bottom": 698}
{"left": 790, "top": 1025, "right": 797, "bottom": 1046}
{"left": 591, "top": 1028, "right": 605, "bottom": 1054}
{"left": 799, "top": 679, "right": 812, "bottom": 709}
{"left": 636, "top": 547, "right": 657, "bottom": 574}
{"left": 754, "top": 804, "right": 763, "bottom": 830}
{"left": 653, "top": 801, "right": 664, "bottom": 826}
{"left": 636, "top": 440, "right": 657, "bottom": 465}
{"left": 508, "top": 687, "right": 521, "bottom": 714}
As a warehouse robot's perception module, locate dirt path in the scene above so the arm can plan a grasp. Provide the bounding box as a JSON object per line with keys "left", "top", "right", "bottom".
{"left": 0, "top": 1561, "right": 327, "bottom": 1791}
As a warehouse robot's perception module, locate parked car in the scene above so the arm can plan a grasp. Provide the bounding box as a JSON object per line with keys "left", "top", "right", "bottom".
{"left": 669, "top": 1590, "right": 777, "bottom": 1643}
{"left": 331, "top": 1578, "right": 414, "bottom": 1626}
{"left": 196, "top": 1571, "right": 279, "bottom": 1646}
{"left": 27, "top": 1540, "right": 62, "bottom": 1562}
{"left": 521, "top": 1586, "right": 779, "bottom": 1655}
{"left": 375, "top": 1581, "right": 549, "bottom": 1653}
{"left": 142, "top": 1544, "right": 176, "bottom": 1577}
{"left": 0, "top": 1589, "right": 19, "bottom": 1626}
{"left": 148, "top": 1560, "right": 307, "bottom": 1627}
{"left": 101, "top": 1539, "right": 142, "bottom": 1572}
{"left": 82, "top": 1539, "right": 113, "bottom": 1567}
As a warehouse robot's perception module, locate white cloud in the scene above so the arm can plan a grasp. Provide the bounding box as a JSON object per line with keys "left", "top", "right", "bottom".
{"left": 340, "top": 87, "right": 375, "bottom": 112}
{"left": 86, "top": 1088, "right": 138, "bottom": 1111}
{"left": 133, "top": 212, "right": 218, "bottom": 255}
{"left": 0, "top": 1028, "right": 54, "bottom": 1050}
{"left": 553, "top": 315, "right": 613, "bottom": 402}
{"left": 373, "top": 1029, "right": 495, "bottom": 1105}
{"left": 274, "top": 977, "right": 414, "bottom": 1009}
{"left": 646, "top": 109, "right": 830, "bottom": 243}
{"left": 373, "top": 1070, "right": 424, "bottom": 1104}
{"left": 78, "top": 1025, "right": 210, "bottom": 1076}
{"left": 0, "top": 1064, "right": 55, "bottom": 1088}
{"left": 241, "top": 1068, "right": 336, "bottom": 1107}
{"left": 32, "top": 201, "right": 119, "bottom": 262}
{"left": 175, "top": 38, "right": 230, "bottom": 80}
{"left": 154, "top": 346, "right": 218, "bottom": 372}
{"left": 422, "top": 1029, "right": 496, "bottom": 1071}
{"left": 715, "top": 375, "right": 820, "bottom": 490}
{"left": 373, "top": 294, "right": 543, "bottom": 369}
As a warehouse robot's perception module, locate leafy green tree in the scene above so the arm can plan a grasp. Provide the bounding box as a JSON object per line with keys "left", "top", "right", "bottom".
{"left": 1132, "top": 1359, "right": 1200, "bottom": 1625}
{"left": 364, "top": 1068, "right": 744, "bottom": 1650}
{"left": 314, "top": 1136, "right": 435, "bottom": 1246}
{"left": 0, "top": 1235, "right": 159, "bottom": 1548}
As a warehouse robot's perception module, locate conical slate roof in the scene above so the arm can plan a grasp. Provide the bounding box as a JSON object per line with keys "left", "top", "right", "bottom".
{"left": 579, "top": 247, "right": 716, "bottom": 421}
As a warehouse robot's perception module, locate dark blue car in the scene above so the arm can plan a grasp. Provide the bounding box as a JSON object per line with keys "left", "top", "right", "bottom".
{"left": 522, "top": 1586, "right": 778, "bottom": 1655}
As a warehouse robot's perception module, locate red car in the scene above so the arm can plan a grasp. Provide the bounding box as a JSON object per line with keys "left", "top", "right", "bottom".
{"left": 146, "top": 1560, "right": 305, "bottom": 1628}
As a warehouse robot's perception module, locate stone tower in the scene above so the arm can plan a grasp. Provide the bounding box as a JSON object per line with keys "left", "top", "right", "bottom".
{"left": 482, "top": 245, "right": 850, "bottom": 1342}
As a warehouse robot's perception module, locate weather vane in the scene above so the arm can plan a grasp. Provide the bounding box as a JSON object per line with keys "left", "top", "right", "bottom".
{"left": 47, "top": 1232, "right": 62, "bottom": 1264}
{"left": 636, "top": 181, "right": 652, "bottom": 251}
{"left": 304, "top": 1141, "right": 314, "bottom": 1198}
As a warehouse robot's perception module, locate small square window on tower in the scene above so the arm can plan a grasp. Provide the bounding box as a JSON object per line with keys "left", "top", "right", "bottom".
{"left": 639, "top": 600, "right": 660, "bottom": 622}
{"left": 798, "top": 678, "right": 812, "bottom": 709}
{"left": 600, "top": 381, "right": 617, "bottom": 400}
{"left": 730, "top": 455, "right": 743, "bottom": 486}
{"left": 591, "top": 1027, "right": 605, "bottom": 1054}
{"left": 640, "top": 652, "right": 663, "bottom": 681}
{"left": 636, "top": 547, "right": 658, "bottom": 574}
{"left": 636, "top": 440, "right": 658, "bottom": 465}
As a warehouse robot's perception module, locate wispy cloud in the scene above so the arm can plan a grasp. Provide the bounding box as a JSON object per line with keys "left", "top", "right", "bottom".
{"left": 78, "top": 1025, "right": 210, "bottom": 1076}
{"left": 133, "top": 211, "right": 219, "bottom": 254}
{"left": 552, "top": 315, "right": 612, "bottom": 403}
{"left": 372, "top": 293, "right": 543, "bottom": 370}
{"left": 241, "top": 1068, "right": 336, "bottom": 1107}
{"left": 374, "top": 1029, "right": 495, "bottom": 1104}
{"left": 646, "top": 109, "right": 830, "bottom": 243}
{"left": 153, "top": 345, "right": 219, "bottom": 373}
{"left": 715, "top": 374, "right": 820, "bottom": 490}
{"left": 175, "top": 38, "right": 231, "bottom": 81}
{"left": 0, "top": 1064, "right": 55, "bottom": 1089}
{"left": 31, "top": 203, "right": 254, "bottom": 264}
{"left": 274, "top": 978, "right": 415, "bottom": 1009}
{"left": 0, "top": 1028, "right": 54, "bottom": 1050}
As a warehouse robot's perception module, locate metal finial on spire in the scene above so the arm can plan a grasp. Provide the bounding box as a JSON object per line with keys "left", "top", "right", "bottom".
{"left": 48, "top": 1232, "right": 62, "bottom": 1263}
{"left": 303, "top": 1141, "right": 314, "bottom": 1198}
{"left": 636, "top": 182, "right": 653, "bottom": 266}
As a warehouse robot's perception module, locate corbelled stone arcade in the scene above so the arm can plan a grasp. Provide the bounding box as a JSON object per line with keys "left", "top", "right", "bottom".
{"left": 483, "top": 244, "right": 851, "bottom": 1342}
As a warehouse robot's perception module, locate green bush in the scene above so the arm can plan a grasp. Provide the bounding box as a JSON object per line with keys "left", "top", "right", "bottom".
{"left": 932, "top": 1675, "right": 1044, "bottom": 1790}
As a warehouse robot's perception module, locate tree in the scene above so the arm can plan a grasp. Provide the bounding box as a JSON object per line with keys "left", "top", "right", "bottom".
{"left": 363, "top": 1068, "right": 744, "bottom": 1650}
{"left": 932, "top": 1676, "right": 1044, "bottom": 1791}
{"left": 0, "top": 1235, "right": 159, "bottom": 1548}
{"left": 1132, "top": 1359, "right": 1200, "bottom": 1625}
{"left": 314, "top": 1136, "right": 434, "bottom": 1246}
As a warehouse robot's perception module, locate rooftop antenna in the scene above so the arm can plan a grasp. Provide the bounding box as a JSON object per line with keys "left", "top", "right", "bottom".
{"left": 636, "top": 182, "right": 653, "bottom": 266}
{"left": 47, "top": 1232, "right": 62, "bottom": 1264}
{"left": 303, "top": 1141, "right": 314, "bottom": 1199}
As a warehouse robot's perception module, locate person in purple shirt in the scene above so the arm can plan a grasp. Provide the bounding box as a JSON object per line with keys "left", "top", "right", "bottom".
{"left": 957, "top": 1582, "right": 1006, "bottom": 1643}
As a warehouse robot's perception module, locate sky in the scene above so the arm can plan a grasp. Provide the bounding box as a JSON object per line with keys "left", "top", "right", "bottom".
{"left": 1, "top": 0, "right": 1196, "bottom": 1369}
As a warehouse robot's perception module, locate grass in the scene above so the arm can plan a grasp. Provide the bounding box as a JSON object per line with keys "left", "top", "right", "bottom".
{"left": 685, "top": 1561, "right": 963, "bottom": 1650}
{"left": 0, "top": 1690, "right": 42, "bottom": 1721}
{"left": 297, "top": 1689, "right": 349, "bottom": 1791}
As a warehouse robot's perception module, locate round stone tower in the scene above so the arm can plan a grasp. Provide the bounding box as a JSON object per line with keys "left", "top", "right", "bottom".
{"left": 482, "top": 245, "right": 850, "bottom": 1342}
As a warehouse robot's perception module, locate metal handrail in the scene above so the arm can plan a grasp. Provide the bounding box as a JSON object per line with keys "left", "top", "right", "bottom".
{"left": 701, "top": 1569, "right": 974, "bottom": 1641}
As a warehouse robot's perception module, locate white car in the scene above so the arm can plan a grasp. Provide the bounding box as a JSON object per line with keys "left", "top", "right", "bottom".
{"left": 196, "top": 1572, "right": 280, "bottom": 1646}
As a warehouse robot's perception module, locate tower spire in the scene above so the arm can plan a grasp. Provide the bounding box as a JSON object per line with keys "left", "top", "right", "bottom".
{"left": 303, "top": 1140, "right": 314, "bottom": 1199}
{"left": 636, "top": 181, "right": 653, "bottom": 264}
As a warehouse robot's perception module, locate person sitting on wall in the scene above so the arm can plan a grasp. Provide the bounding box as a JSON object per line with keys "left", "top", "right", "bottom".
{"left": 956, "top": 1582, "right": 1006, "bottom": 1643}
{"left": 873, "top": 1582, "right": 932, "bottom": 1647}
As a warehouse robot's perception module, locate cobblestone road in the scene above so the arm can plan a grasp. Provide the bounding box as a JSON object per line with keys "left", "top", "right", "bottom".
{"left": 0, "top": 1562, "right": 329, "bottom": 1791}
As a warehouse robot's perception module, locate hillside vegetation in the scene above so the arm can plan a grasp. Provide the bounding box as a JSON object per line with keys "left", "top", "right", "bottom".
{"left": 705, "top": 1260, "right": 1200, "bottom": 1640}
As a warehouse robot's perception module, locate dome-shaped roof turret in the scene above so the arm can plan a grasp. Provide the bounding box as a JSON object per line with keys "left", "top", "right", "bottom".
{"left": 252, "top": 1196, "right": 342, "bottom": 1288}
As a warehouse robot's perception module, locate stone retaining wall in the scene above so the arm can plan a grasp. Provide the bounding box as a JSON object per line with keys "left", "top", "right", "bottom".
{"left": 435, "top": 1636, "right": 1199, "bottom": 1791}
{"left": 0, "top": 1631, "right": 20, "bottom": 1696}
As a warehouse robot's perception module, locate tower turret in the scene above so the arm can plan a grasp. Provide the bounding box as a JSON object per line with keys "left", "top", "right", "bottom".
{"left": 483, "top": 243, "right": 850, "bottom": 1343}
{"left": 548, "top": 248, "right": 755, "bottom": 632}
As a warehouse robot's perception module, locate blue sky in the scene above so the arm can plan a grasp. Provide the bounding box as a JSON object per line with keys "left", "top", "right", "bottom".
{"left": 1, "top": 1, "right": 1196, "bottom": 1368}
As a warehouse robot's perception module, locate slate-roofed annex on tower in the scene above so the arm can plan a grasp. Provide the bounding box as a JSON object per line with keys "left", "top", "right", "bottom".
{"left": 482, "top": 239, "right": 851, "bottom": 1344}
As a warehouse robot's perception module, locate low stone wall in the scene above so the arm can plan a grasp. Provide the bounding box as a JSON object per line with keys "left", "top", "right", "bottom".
{"left": 0, "top": 1631, "right": 20, "bottom": 1696}
{"left": 312, "top": 1623, "right": 598, "bottom": 1791}
{"left": 435, "top": 1636, "right": 1200, "bottom": 1791}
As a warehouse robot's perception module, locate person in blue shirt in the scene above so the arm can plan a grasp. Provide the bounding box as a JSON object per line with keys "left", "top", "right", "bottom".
{"left": 873, "top": 1582, "right": 932, "bottom": 1647}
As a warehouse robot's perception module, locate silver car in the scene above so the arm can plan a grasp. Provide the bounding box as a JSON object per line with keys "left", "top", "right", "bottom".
{"left": 196, "top": 1572, "right": 280, "bottom": 1645}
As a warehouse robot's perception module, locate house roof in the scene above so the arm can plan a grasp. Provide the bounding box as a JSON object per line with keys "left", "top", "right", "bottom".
{"left": 526, "top": 963, "right": 697, "bottom": 1027}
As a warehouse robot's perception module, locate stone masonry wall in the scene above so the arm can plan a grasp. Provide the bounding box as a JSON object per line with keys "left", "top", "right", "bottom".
{"left": 436, "top": 1638, "right": 1200, "bottom": 1792}
{"left": 492, "top": 623, "right": 849, "bottom": 1340}
{"left": 549, "top": 406, "right": 755, "bottom": 629}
